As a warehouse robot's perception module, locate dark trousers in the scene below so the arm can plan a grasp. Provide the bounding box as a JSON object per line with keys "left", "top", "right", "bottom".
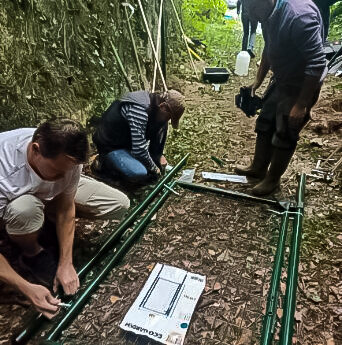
{"left": 241, "top": 10, "right": 258, "bottom": 51}
{"left": 255, "top": 81, "right": 321, "bottom": 149}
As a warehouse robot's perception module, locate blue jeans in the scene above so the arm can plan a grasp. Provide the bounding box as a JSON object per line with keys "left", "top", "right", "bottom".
{"left": 101, "top": 149, "right": 149, "bottom": 183}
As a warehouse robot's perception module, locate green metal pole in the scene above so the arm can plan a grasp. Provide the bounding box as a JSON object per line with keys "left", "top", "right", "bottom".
{"left": 43, "top": 181, "right": 178, "bottom": 343}
{"left": 12, "top": 155, "right": 189, "bottom": 345}
{"left": 260, "top": 211, "right": 290, "bottom": 345}
{"left": 177, "top": 181, "right": 288, "bottom": 210}
{"left": 279, "top": 174, "right": 306, "bottom": 345}
{"left": 78, "top": 154, "right": 189, "bottom": 278}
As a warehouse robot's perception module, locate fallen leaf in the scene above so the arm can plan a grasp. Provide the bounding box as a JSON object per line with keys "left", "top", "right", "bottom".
{"left": 236, "top": 329, "right": 252, "bottom": 344}
{"left": 295, "top": 310, "right": 302, "bottom": 322}
{"left": 327, "top": 338, "right": 335, "bottom": 345}
{"left": 110, "top": 295, "right": 121, "bottom": 304}
{"left": 208, "top": 249, "right": 216, "bottom": 256}
{"left": 101, "top": 220, "right": 110, "bottom": 228}
{"left": 146, "top": 264, "right": 154, "bottom": 271}
{"left": 310, "top": 138, "right": 324, "bottom": 147}
{"left": 213, "top": 282, "right": 221, "bottom": 291}
{"left": 217, "top": 248, "right": 229, "bottom": 262}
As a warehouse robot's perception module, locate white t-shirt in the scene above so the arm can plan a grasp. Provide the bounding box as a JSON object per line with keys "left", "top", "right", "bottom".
{"left": 0, "top": 128, "right": 82, "bottom": 218}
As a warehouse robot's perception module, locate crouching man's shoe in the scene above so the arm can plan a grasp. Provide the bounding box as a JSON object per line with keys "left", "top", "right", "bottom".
{"left": 19, "top": 249, "right": 58, "bottom": 289}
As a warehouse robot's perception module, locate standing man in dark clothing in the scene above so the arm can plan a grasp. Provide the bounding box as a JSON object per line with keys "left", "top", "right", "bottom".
{"left": 237, "top": 0, "right": 258, "bottom": 58}
{"left": 313, "top": 0, "right": 340, "bottom": 40}
{"left": 92, "top": 90, "right": 185, "bottom": 184}
{"left": 235, "top": 0, "right": 327, "bottom": 195}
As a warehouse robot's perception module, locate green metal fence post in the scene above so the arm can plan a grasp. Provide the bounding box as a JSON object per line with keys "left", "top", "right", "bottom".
{"left": 177, "top": 181, "right": 288, "bottom": 210}
{"left": 42, "top": 181, "right": 178, "bottom": 343}
{"left": 78, "top": 154, "right": 189, "bottom": 278}
{"left": 260, "top": 211, "right": 290, "bottom": 345}
{"left": 279, "top": 174, "right": 306, "bottom": 345}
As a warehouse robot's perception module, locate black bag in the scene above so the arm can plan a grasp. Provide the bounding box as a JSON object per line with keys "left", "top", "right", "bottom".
{"left": 235, "top": 87, "right": 263, "bottom": 117}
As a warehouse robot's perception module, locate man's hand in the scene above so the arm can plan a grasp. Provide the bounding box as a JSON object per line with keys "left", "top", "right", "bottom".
{"left": 288, "top": 103, "right": 307, "bottom": 130}
{"left": 248, "top": 81, "right": 261, "bottom": 97}
{"left": 22, "top": 283, "right": 60, "bottom": 319}
{"left": 53, "top": 263, "right": 79, "bottom": 295}
{"left": 160, "top": 155, "right": 168, "bottom": 168}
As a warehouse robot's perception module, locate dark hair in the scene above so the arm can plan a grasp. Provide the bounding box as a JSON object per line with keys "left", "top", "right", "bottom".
{"left": 32, "top": 119, "right": 89, "bottom": 162}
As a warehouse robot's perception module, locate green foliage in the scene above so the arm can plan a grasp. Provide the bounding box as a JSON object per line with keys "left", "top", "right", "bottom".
{"left": 182, "top": 0, "right": 244, "bottom": 68}
{"left": 201, "top": 21, "right": 243, "bottom": 68}
{"left": 183, "top": 0, "right": 227, "bottom": 34}
{"left": 0, "top": 0, "right": 183, "bottom": 132}
{"left": 329, "top": 2, "right": 342, "bottom": 40}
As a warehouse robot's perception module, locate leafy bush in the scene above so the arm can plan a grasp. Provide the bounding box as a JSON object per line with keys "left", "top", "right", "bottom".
{"left": 329, "top": 2, "right": 342, "bottom": 40}
{"left": 183, "top": 0, "right": 227, "bottom": 35}
{"left": 182, "top": 0, "right": 244, "bottom": 68}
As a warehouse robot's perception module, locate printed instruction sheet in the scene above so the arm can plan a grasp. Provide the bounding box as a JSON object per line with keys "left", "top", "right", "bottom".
{"left": 120, "top": 263, "right": 206, "bottom": 344}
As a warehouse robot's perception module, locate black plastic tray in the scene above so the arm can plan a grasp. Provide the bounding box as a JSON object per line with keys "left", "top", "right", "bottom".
{"left": 203, "top": 67, "right": 230, "bottom": 83}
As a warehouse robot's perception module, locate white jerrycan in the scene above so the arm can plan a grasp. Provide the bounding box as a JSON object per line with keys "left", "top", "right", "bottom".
{"left": 234, "top": 50, "right": 250, "bottom": 76}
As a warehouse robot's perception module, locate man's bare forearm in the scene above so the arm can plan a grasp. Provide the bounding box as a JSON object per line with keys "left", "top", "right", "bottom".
{"left": 296, "top": 75, "right": 321, "bottom": 108}
{"left": 253, "top": 48, "right": 270, "bottom": 90}
{"left": 55, "top": 203, "right": 76, "bottom": 266}
{"left": 54, "top": 193, "right": 80, "bottom": 295}
{"left": 0, "top": 253, "right": 60, "bottom": 317}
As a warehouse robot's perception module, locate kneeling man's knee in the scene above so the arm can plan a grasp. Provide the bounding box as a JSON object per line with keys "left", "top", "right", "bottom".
{"left": 3, "top": 195, "right": 44, "bottom": 235}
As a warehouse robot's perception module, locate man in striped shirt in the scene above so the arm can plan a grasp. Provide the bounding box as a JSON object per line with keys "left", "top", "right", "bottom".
{"left": 92, "top": 90, "right": 185, "bottom": 183}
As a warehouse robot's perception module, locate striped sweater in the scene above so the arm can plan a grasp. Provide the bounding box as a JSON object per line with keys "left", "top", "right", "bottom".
{"left": 121, "top": 103, "right": 159, "bottom": 173}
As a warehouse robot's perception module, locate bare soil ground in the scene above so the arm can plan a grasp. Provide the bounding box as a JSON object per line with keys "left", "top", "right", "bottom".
{"left": 0, "top": 69, "right": 341, "bottom": 345}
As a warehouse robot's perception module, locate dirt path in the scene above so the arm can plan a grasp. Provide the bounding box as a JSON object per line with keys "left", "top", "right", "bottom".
{"left": 0, "top": 68, "right": 341, "bottom": 345}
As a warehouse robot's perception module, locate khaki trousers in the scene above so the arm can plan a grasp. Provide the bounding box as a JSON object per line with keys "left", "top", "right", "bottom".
{"left": 2, "top": 175, "right": 130, "bottom": 235}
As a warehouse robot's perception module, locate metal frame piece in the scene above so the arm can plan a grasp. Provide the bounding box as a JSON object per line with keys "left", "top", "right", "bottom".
{"left": 42, "top": 181, "right": 178, "bottom": 343}
{"left": 260, "top": 211, "right": 290, "bottom": 345}
{"left": 13, "top": 163, "right": 306, "bottom": 345}
{"left": 279, "top": 174, "right": 306, "bottom": 345}
{"left": 12, "top": 155, "right": 189, "bottom": 345}
{"left": 78, "top": 154, "right": 189, "bottom": 278}
{"left": 177, "top": 181, "right": 289, "bottom": 210}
